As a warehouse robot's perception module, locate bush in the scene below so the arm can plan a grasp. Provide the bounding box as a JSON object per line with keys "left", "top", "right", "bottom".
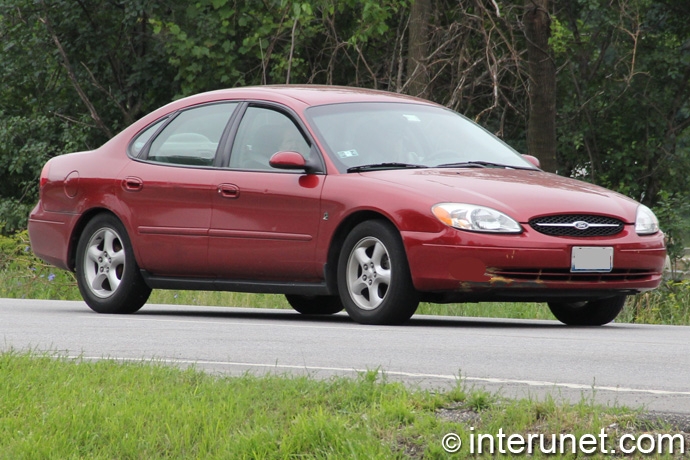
{"left": 623, "top": 280, "right": 690, "bottom": 325}
{"left": 0, "top": 230, "right": 78, "bottom": 299}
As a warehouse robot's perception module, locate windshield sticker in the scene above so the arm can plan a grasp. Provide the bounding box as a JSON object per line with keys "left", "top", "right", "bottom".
{"left": 337, "top": 149, "right": 359, "bottom": 158}
{"left": 403, "top": 114, "right": 421, "bottom": 122}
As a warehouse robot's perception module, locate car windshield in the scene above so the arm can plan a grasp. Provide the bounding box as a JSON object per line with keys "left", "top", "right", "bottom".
{"left": 306, "top": 102, "right": 536, "bottom": 173}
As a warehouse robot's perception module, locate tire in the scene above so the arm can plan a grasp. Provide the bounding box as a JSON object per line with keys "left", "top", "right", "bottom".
{"left": 75, "top": 213, "right": 151, "bottom": 314}
{"left": 337, "top": 220, "right": 419, "bottom": 325}
{"left": 547, "top": 295, "right": 626, "bottom": 326}
{"left": 285, "top": 295, "right": 344, "bottom": 315}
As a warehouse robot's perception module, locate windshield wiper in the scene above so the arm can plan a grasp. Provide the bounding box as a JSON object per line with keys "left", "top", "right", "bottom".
{"left": 347, "top": 162, "right": 428, "bottom": 173}
{"left": 436, "top": 161, "right": 533, "bottom": 170}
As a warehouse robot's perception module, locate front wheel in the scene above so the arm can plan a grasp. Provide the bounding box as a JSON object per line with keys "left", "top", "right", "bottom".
{"left": 547, "top": 295, "right": 626, "bottom": 326}
{"left": 338, "top": 220, "right": 419, "bottom": 325}
{"left": 75, "top": 213, "right": 151, "bottom": 314}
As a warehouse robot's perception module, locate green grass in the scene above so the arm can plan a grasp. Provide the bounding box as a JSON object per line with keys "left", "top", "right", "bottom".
{"left": 3, "top": 232, "right": 690, "bottom": 457}
{"left": 1, "top": 351, "right": 686, "bottom": 459}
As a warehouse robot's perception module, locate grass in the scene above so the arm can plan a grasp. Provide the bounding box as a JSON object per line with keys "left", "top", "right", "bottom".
{"left": 3, "top": 232, "right": 690, "bottom": 457}
{"left": 1, "top": 351, "right": 687, "bottom": 459}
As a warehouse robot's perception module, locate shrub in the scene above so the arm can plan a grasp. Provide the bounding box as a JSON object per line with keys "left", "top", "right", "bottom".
{"left": 0, "top": 230, "right": 78, "bottom": 299}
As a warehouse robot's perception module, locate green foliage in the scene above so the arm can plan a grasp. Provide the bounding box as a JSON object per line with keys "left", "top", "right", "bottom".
{"left": 151, "top": 0, "right": 408, "bottom": 96}
{"left": 0, "top": 231, "right": 77, "bottom": 299}
{"left": 465, "top": 390, "right": 496, "bottom": 412}
{"left": 554, "top": 0, "right": 690, "bottom": 207}
{"left": 2, "top": 0, "right": 688, "bottom": 223}
{"left": 0, "top": 114, "right": 63, "bottom": 233}
{"left": 653, "top": 191, "right": 690, "bottom": 273}
{"left": 551, "top": 0, "right": 690, "bottom": 270}
{"left": 0, "top": 0, "right": 180, "bottom": 232}
{"left": 623, "top": 279, "right": 690, "bottom": 324}
{"left": 2, "top": 1, "right": 690, "bottom": 290}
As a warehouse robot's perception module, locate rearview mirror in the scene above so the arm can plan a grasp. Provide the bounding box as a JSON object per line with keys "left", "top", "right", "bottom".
{"left": 522, "top": 154, "right": 541, "bottom": 169}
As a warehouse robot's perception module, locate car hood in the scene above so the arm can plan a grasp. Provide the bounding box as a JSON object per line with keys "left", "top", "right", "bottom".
{"left": 368, "top": 168, "right": 640, "bottom": 222}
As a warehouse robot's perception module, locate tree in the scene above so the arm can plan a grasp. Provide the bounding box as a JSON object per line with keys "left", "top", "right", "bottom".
{"left": 554, "top": 0, "right": 690, "bottom": 205}
{"left": 406, "top": 0, "right": 431, "bottom": 97}
{"left": 151, "top": 0, "right": 409, "bottom": 96}
{"left": 0, "top": 0, "right": 179, "bottom": 233}
{"left": 552, "top": 0, "right": 690, "bottom": 256}
{"left": 524, "top": 0, "right": 557, "bottom": 173}
{"left": 2, "top": 0, "right": 688, "bottom": 245}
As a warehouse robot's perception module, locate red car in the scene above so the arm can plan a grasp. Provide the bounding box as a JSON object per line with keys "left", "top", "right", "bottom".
{"left": 28, "top": 85, "right": 666, "bottom": 325}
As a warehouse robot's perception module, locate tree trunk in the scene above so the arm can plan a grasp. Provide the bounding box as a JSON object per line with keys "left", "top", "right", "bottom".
{"left": 406, "top": 0, "right": 431, "bottom": 97}
{"left": 524, "top": 0, "right": 557, "bottom": 173}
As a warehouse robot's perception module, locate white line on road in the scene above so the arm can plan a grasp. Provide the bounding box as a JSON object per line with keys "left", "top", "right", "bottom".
{"left": 72, "top": 355, "right": 690, "bottom": 397}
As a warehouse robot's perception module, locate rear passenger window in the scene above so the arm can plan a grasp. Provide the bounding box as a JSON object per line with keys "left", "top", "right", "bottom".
{"left": 130, "top": 118, "right": 166, "bottom": 157}
{"left": 146, "top": 103, "right": 238, "bottom": 166}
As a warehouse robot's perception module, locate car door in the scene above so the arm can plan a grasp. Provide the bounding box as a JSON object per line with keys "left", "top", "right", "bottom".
{"left": 120, "top": 102, "right": 239, "bottom": 276}
{"left": 209, "top": 105, "right": 325, "bottom": 281}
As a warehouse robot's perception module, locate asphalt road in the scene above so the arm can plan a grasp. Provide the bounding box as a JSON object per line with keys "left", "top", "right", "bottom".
{"left": 2, "top": 298, "right": 689, "bottom": 414}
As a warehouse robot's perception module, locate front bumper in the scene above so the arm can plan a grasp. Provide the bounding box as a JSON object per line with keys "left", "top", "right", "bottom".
{"left": 403, "top": 225, "right": 666, "bottom": 302}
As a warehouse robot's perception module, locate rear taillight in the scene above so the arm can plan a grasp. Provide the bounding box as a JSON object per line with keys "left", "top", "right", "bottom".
{"left": 39, "top": 161, "right": 51, "bottom": 189}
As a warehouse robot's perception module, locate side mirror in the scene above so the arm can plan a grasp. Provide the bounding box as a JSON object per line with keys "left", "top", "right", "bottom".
{"left": 269, "top": 151, "right": 307, "bottom": 170}
{"left": 522, "top": 154, "right": 541, "bottom": 169}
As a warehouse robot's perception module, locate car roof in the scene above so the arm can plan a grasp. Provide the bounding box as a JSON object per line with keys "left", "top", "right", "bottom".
{"left": 172, "top": 85, "right": 438, "bottom": 110}
{"left": 124, "top": 85, "right": 442, "bottom": 143}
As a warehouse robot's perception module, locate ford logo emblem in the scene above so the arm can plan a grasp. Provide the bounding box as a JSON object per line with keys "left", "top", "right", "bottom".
{"left": 573, "top": 221, "right": 590, "bottom": 230}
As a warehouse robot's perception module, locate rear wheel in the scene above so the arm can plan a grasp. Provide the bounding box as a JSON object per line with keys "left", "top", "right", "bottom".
{"left": 75, "top": 214, "right": 151, "bottom": 314}
{"left": 285, "top": 295, "right": 343, "bottom": 315}
{"left": 547, "top": 295, "right": 626, "bottom": 326}
{"left": 338, "top": 220, "right": 419, "bottom": 325}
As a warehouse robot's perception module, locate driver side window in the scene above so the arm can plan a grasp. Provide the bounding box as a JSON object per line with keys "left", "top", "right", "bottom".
{"left": 229, "top": 107, "right": 310, "bottom": 170}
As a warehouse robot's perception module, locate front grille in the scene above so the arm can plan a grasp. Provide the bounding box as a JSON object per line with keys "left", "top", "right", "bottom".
{"left": 492, "top": 268, "right": 655, "bottom": 283}
{"left": 529, "top": 214, "right": 624, "bottom": 237}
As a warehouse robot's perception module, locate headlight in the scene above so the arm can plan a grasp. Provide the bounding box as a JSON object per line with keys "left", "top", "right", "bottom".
{"left": 635, "top": 204, "right": 659, "bottom": 235}
{"left": 432, "top": 203, "right": 522, "bottom": 233}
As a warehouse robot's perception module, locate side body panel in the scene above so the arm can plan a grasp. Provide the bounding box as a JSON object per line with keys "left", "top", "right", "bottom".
{"left": 116, "top": 161, "right": 216, "bottom": 276}
{"left": 209, "top": 170, "right": 324, "bottom": 281}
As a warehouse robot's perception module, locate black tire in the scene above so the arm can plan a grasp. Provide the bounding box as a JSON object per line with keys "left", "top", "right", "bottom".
{"left": 337, "top": 220, "right": 419, "bottom": 325}
{"left": 75, "top": 213, "right": 151, "bottom": 314}
{"left": 547, "top": 295, "right": 626, "bottom": 326}
{"left": 285, "top": 295, "right": 344, "bottom": 315}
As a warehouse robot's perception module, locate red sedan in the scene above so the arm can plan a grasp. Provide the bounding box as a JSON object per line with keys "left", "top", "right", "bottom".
{"left": 28, "top": 85, "right": 666, "bottom": 325}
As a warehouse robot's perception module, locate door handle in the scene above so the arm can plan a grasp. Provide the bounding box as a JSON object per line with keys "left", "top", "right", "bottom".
{"left": 122, "top": 177, "right": 143, "bottom": 192}
{"left": 218, "top": 183, "right": 240, "bottom": 199}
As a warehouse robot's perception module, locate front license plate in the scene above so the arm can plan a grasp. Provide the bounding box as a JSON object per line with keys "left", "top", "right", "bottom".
{"left": 571, "top": 246, "right": 613, "bottom": 273}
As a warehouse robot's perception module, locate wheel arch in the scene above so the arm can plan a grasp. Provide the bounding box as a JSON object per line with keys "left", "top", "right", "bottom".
{"left": 325, "top": 210, "right": 401, "bottom": 293}
{"left": 67, "top": 208, "right": 129, "bottom": 271}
